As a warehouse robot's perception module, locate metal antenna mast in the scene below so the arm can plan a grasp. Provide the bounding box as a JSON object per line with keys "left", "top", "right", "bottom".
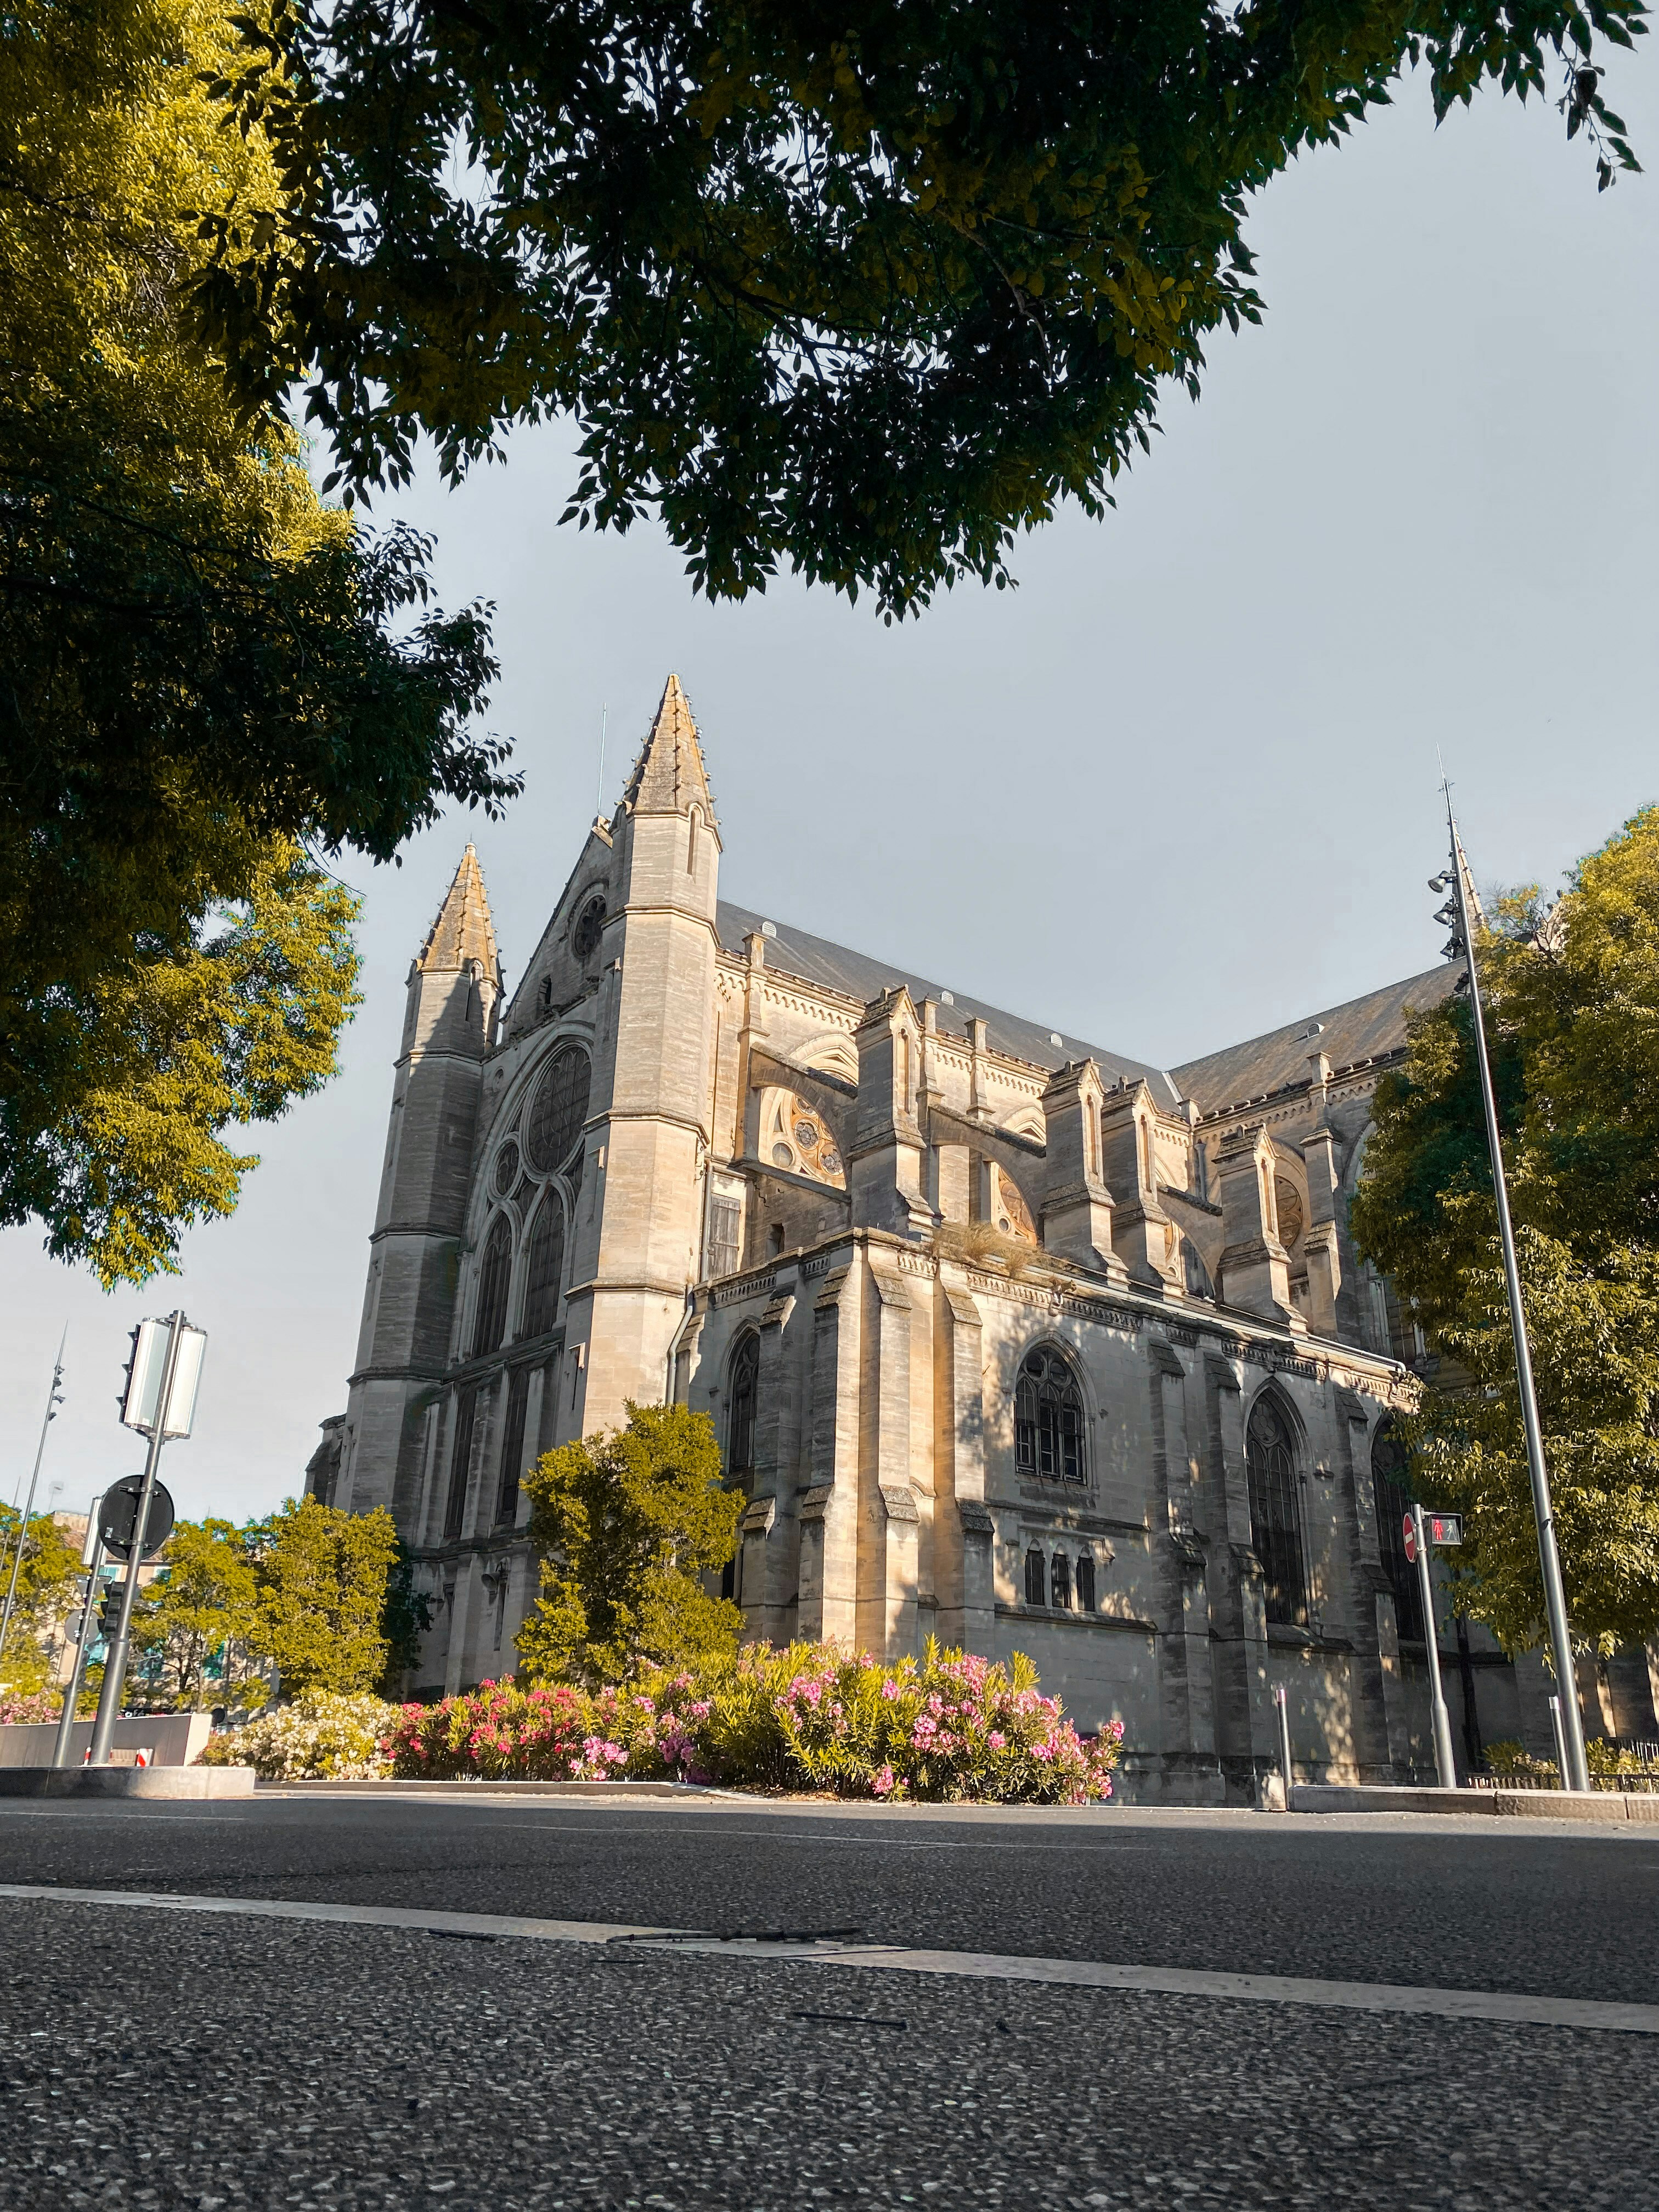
{"left": 1432, "top": 785, "right": 1590, "bottom": 1793}
{"left": 595, "top": 703, "right": 608, "bottom": 817}
{"left": 0, "top": 1326, "right": 67, "bottom": 1666}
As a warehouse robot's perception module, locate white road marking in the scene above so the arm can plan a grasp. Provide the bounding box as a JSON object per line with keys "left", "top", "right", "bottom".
{"left": 1, "top": 1882, "right": 1652, "bottom": 2035}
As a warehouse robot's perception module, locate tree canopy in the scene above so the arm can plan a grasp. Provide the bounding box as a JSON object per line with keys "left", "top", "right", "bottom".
{"left": 200, "top": 0, "right": 1645, "bottom": 616}
{"left": 131, "top": 1516, "right": 268, "bottom": 1710}
{"left": 0, "top": 1508, "right": 82, "bottom": 1697}
{"left": 1351, "top": 806, "right": 1659, "bottom": 1656}
{"left": 517, "top": 1402, "right": 742, "bottom": 1684}
{"left": 7, "top": 840, "right": 361, "bottom": 1285}
{"left": 1, "top": 0, "right": 517, "bottom": 1276}
{"left": 247, "top": 1494, "right": 402, "bottom": 1695}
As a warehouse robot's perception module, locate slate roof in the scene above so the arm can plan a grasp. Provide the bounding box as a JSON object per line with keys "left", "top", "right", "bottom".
{"left": 1170, "top": 964, "right": 1462, "bottom": 1116}
{"left": 715, "top": 901, "right": 1175, "bottom": 1095}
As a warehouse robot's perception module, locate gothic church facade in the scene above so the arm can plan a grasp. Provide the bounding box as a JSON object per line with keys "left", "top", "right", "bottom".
{"left": 317, "top": 676, "right": 1511, "bottom": 1802}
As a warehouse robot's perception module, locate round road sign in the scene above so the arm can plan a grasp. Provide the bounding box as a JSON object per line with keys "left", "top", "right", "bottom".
{"left": 99, "top": 1476, "right": 175, "bottom": 1562}
{"left": 1402, "top": 1511, "right": 1417, "bottom": 1565}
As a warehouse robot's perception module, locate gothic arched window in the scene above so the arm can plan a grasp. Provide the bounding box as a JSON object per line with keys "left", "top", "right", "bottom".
{"left": 1076, "top": 1555, "right": 1097, "bottom": 1612}
{"left": 443, "top": 1388, "right": 476, "bottom": 1541}
{"left": 521, "top": 1193, "right": 566, "bottom": 1340}
{"left": 727, "top": 1335, "right": 760, "bottom": 1479}
{"left": 572, "top": 895, "right": 607, "bottom": 960}
{"left": 1014, "top": 1347, "right": 1086, "bottom": 1484}
{"left": 526, "top": 1044, "right": 591, "bottom": 1173}
{"left": 1246, "top": 1395, "right": 1308, "bottom": 1627}
{"left": 496, "top": 1367, "right": 529, "bottom": 1527}
{"left": 1025, "top": 1548, "right": 1047, "bottom": 1606}
{"left": 1051, "top": 1551, "right": 1073, "bottom": 1610}
{"left": 471, "top": 1214, "right": 513, "bottom": 1358}
{"left": 1371, "top": 1421, "right": 1424, "bottom": 1643}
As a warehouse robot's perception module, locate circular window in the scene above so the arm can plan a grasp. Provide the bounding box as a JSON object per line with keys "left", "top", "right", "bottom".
{"left": 572, "top": 896, "right": 606, "bottom": 961}
{"left": 493, "top": 1140, "right": 521, "bottom": 1197}
{"left": 526, "top": 1045, "right": 591, "bottom": 1172}
{"left": 794, "top": 1120, "right": 819, "bottom": 1149}
{"left": 772, "top": 1142, "right": 795, "bottom": 1169}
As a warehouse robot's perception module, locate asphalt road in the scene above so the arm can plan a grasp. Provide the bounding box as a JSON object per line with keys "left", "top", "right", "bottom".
{"left": 3, "top": 1797, "right": 1656, "bottom": 2210}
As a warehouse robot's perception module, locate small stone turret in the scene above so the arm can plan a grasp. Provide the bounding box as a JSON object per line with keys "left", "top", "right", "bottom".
{"left": 1038, "top": 1060, "right": 1125, "bottom": 1280}
{"left": 1215, "top": 1124, "right": 1301, "bottom": 1329}
{"left": 1100, "top": 1081, "right": 1182, "bottom": 1293}
{"left": 848, "top": 986, "right": 935, "bottom": 1238}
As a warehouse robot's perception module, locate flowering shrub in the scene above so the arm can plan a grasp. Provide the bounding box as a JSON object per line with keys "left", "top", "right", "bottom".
{"left": 385, "top": 1642, "right": 1120, "bottom": 1804}
{"left": 769, "top": 1643, "right": 1120, "bottom": 1804}
{"left": 381, "top": 1679, "right": 654, "bottom": 1781}
{"left": 0, "top": 1690, "right": 62, "bottom": 1726}
{"left": 199, "top": 1692, "right": 397, "bottom": 1779}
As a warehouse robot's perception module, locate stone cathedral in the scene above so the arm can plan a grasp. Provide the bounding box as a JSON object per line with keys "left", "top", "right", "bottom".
{"left": 313, "top": 675, "right": 1581, "bottom": 1802}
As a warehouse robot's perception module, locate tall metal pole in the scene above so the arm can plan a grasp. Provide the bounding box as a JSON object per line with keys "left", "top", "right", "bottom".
{"left": 1413, "top": 1505, "right": 1459, "bottom": 1789}
{"left": 52, "top": 1508, "right": 105, "bottom": 1769}
{"left": 1442, "top": 793, "right": 1590, "bottom": 1793}
{"left": 87, "top": 1312, "right": 184, "bottom": 1767}
{"left": 0, "top": 1326, "right": 67, "bottom": 1669}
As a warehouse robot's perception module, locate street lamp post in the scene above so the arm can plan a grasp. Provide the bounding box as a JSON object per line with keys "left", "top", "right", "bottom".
{"left": 1432, "top": 792, "right": 1590, "bottom": 1794}
{"left": 0, "top": 1327, "right": 67, "bottom": 1672}
{"left": 51, "top": 1504, "right": 106, "bottom": 1768}
{"left": 1412, "top": 1504, "right": 1459, "bottom": 1790}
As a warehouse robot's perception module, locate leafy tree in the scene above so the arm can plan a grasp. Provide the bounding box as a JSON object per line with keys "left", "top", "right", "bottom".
{"left": 130, "top": 1517, "right": 268, "bottom": 1711}
{"left": 517, "top": 1403, "right": 743, "bottom": 1685}
{"left": 376, "top": 1542, "right": 435, "bottom": 1696}
{"left": 1352, "top": 806, "right": 1659, "bottom": 1655}
{"left": 1, "top": 0, "right": 516, "bottom": 1274}
{"left": 0, "top": 1509, "right": 82, "bottom": 1696}
{"left": 200, "top": 0, "right": 1645, "bottom": 617}
{"left": 9, "top": 840, "right": 362, "bottom": 1285}
{"left": 250, "top": 1495, "right": 401, "bottom": 1695}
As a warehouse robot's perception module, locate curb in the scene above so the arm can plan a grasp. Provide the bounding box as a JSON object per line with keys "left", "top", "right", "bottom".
{"left": 1293, "top": 1783, "right": 1659, "bottom": 1824}
{"left": 263, "top": 1778, "right": 721, "bottom": 1798}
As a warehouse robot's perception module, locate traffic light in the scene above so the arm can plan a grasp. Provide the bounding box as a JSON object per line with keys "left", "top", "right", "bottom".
{"left": 98, "top": 1584, "right": 125, "bottom": 1640}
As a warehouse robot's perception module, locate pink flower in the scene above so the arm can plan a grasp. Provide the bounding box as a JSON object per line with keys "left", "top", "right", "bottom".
{"left": 871, "top": 1764, "right": 896, "bottom": 1798}
{"left": 879, "top": 1680, "right": 900, "bottom": 1702}
{"left": 988, "top": 1730, "right": 1006, "bottom": 1750}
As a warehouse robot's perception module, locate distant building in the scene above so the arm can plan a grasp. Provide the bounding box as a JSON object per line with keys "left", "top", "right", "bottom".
{"left": 315, "top": 678, "right": 1658, "bottom": 1797}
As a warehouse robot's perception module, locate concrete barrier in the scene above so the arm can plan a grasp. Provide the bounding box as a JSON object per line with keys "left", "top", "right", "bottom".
{"left": 0, "top": 1765, "right": 254, "bottom": 1798}
{"left": 0, "top": 1714, "right": 213, "bottom": 1769}
{"left": 1293, "top": 1782, "right": 1659, "bottom": 1824}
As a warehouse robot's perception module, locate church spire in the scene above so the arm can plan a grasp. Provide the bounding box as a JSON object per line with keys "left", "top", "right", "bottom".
{"left": 620, "top": 673, "right": 718, "bottom": 827}
{"left": 417, "top": 842, "right": 500, "bottom": 980}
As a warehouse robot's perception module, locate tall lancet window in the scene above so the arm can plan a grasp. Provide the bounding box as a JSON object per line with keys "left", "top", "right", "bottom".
{"left": 727, "top": 1335, "right": 760, "bottom": 1482}
{"left": 1371, "top": 1421, "right": 1423, "bottom": 1643}
{"left": 472, "top": 1214, "right": 514, "bottom": 1358}
{"left": 1247, "top": 1395, "right": 1308, "bottom": 1627}
{"left": 521, "top": 1193, "right": 566, "bottom": 1340}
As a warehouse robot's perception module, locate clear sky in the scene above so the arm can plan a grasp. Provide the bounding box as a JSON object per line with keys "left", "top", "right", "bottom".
{"left": 4, "top": 62, "right": 1654, "bottom": 1529}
